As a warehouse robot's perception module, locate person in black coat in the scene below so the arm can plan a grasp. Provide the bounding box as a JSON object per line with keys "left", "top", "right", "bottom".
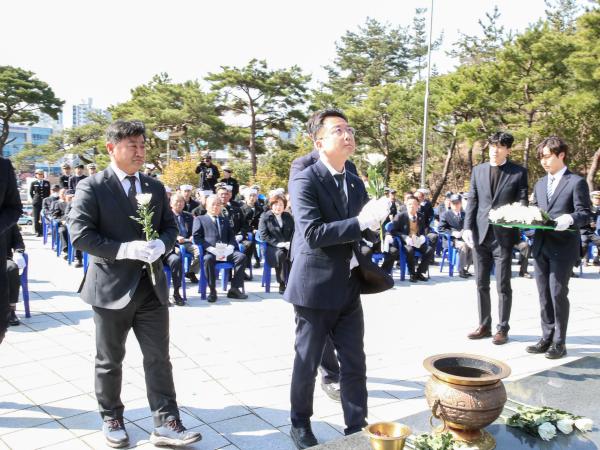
{"left": 163, "top": 193, "right": 197, "bottom": 305}
{"left": 180, "top": 185, "right": 199, "bottom": 214}
{"left": 1, "top": 157, "right": 23, "bottom": 342}
{"left": 59, "top": 163, "right": 72, "bottom": 188}
{"left": 192, "top": 195, "right": 248, "bottom": 302}
{"left": 258, "top": 194, "right": 294, "bottom": 294}
{"left": 580, "top": 191, "right": 600, "bottom": 267}
{"left": 195, "top": 154, "right": 220, "bottom": 192}
{"left": 30, "top": 169, "right": 51, "bottom": 237}
{"left": 463, "top": 131, "right": 528, "bottom": 345}
{"left": 240, "top": 188, "right": 262, "bottom": 271}
{"left": 220, "top": 166, "right": 239, "bottom": 200}
{"left": 42, "top": 185, "right": 61, "bottom": 219}
{"left": 68, "top": 164, "right": 88, "bottom": 191}
{"left": 4, "top": 224, "right": 26, "bottom": 326}
{"left": 438, "top": 194, "right": 472, "bottom": 278}
{"left": 526, "top": 137, "right": 591, "bottom": 359}
{"left": 383, "top": 196, "right": 434, "bottom": 281}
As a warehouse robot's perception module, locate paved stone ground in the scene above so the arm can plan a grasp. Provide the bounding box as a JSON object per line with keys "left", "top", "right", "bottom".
{"left": 1, "top": 229, "right": 599, "bottom": 449}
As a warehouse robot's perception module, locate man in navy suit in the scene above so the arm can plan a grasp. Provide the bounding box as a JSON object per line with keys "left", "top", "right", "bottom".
{"left": 164, "top": 193, "right": 197, "bottom": 305}
{"left": 439, "top": 194, "right": 473, "bottom": 278}
{"left": 526, "top": 136, "right": 591, "bottom": 359}
{"left": 463, "top": 132, "right": 528, "bottom": 345}
{"left": 288, "top": 138, "right": 360, "bottom": 403}
{"left": 285, "top": 110, "right": 389, "bottom": 449}
{"left": 192, "top": 195, "right": 247, "bottom": 302}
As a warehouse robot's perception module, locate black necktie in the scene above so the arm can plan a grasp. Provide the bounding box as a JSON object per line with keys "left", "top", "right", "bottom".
{"left": 490, "top": 165, "right": 501, "bottom": 196}
{"left": 177, "top": 215, "right": 187, "bottom": 236}
{"left": 214, "top": 216, "right": 222, "bottom": 241}
{"left": 126, "top": 176, "right": 137, "bottom": 210}
{"left": 333, "top": 173, "right": 347, "bottom": 214}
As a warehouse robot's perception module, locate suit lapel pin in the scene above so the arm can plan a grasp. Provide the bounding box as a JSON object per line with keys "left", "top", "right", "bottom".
{"left": 351, "top": 183, "right": 355, "bottom": 188}
{"left": 144, "top": 182, "right": 149, "bottom": 187}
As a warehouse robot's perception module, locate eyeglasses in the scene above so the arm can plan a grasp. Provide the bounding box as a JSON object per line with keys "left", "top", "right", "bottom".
{"left": 319, "top": 126, "right": 356, "bottom": 139}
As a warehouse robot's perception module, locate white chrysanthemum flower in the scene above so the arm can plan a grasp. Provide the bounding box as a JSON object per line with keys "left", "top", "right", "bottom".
{"left": 556, "top": 418, "right": 574, "bottom": 434}
{"left": 574, "top": 418, "right": 593, "bottom": 432}
{"left": 538, "top": 422, "right": 557, "bottom": 441}
{"left": 136, "top": 193, "right": 152, "bottom": 206}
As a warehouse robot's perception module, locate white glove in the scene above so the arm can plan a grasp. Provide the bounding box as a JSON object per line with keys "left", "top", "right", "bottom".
{"left": 147, "top": 239, "right": 166, "bottom": 263}
{"left": 13, "top": 252, "right": 26, "bottom": 272}
{"left": 359, "top": 197, "right": 391, "bottom": 224}
{"left": 118, "top": 241, "right": 154, "bottom": 263}
{"left": 362, "top": 239, "right": 373, "bottom": 248}
{"left": 462, "top": 229, "right": 474, "bottom": 247}
{"left": 415, "top": 235, "right": 426, "bottom": 247}
{"left": 207, "top": 246, "right": 218, "bottom": 256}
{"left": 235, "top": 234, "right": 243, "bottom": 242}
{"left": 554, "top": 214, "right": 574, "bottom": 231}
{"left": 451, "top": 230, "right": 463, "bottom": 239}
{"left": 383, "top": 234, "right": 393, "bottom": 252}
{"left": 276, "top": 242, "right": 286, "bottom": 248}
{"left": 404, "top": 236, "right": 413, "bottom": 247}
{"left": 284, "top": 242, "right": 290, "bottom": 250}
{"left": 226, "top": 244, "right": 235, "bottom": 253}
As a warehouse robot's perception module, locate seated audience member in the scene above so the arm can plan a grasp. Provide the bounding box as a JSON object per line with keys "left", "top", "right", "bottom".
{"left": 258, "top": 194, "right": 294, "bottom": 294}
{"left": 42, "top": 184, "right": 61, "bottom": 219}
{"left": 164, "top": 186, "right": 173, "bottom": 201}
{"left": 382, "top": 196, "right": 434, "bottom": 282}
{"left": 68, "top": 164, "right": 87, "bottom": 191}
{"left": 87, "top": 163, "right": 97, "bottom": 176}
{"left": 164, "top": 194, "right": 200, "bottom": 305}
{"left": 59, "top": 190, "right": 83, "bottom": 267}
{"left": 581, "top": 190, "right": 600, "bottom": 268}
{"left": 439, "top": 194, "right": 473, "bottom": 278}
{"left": 192, "top": 195, "right": 248, "bottom": 302}
{"left": 415, "top": 188, "right": 438, "bottom": 254}
{"left": 240, "top": 188, "right": 263, "bottom": 269}
{"left": 180, "top": 185, "right": 199, "bottom": 214}
{"left": 436, "top": 191, "right": 453, "bottom": 220}
{"left": 4, "top": 224, "right": 26, "bottom": 326}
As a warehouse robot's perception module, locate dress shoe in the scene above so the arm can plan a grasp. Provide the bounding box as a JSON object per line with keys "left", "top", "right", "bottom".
{"left": 458, "top": 270, "right": 469, "bottom": 279}
{"left": 571, "top": 271, "right": 579, "bottom": 278}
{"left": 545, "top": 343, "right": 567, "bottom": 359}
{"left": 519, "top": 271, "right": 533, "bottom": 279}
{"left": 8, "top": 310, "right": 20, "bottom": 326}
{"left": 102, "top": 419, "right": 129, "bottom": 448}
{"left": 74, "top": 260, "right": 83, "bottom": 268}
{"left": 227, "top": 287, "right": 248, "bottom": 300}
{"left": 62, "top": 254, "right": 69, "bottom": 261}
{"left": 409, "top": 274, "right": 418, "bottom": 282}
{"left": 493, "top": 330, "right": 509, "bottom": 345}
{"left": 150, "top": 419, "right": 202, "bottom": 447}
{"left": 173, "top": 292, "right": 185, "bottom": 306}
{"left": 208, "top": 290, "right": 217, "bottom": 303}
{"left": 278, "top": 283, "right": 286, "bottom": 295}
{"left": 467, "top": 326, "right": 492, "bottom": 340}
{"left": 416, "top": 272, "right": 428, "bottom": 282}
{"left": 321, "top": 381, "right": 341, "bottom": 402}
{"left": 185, "top": 272, "right": 199, "bottom": 284}
{"left": 290, "top": 424, "right": 318, "bottom": 449}
{"left": 244, "top": 272, "right": 253, "bottom": 281}
{"left": 526, "top": 338, "right": 552, "bottom": 354}
{"left": 253, "top": 261, "right": 261, "bottom": 268}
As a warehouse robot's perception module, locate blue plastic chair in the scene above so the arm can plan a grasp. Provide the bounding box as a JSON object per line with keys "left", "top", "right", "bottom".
{"left": 196, "top": 245, "right": 235, "bottom": 300}
{"left": 42, "top": 216, "right": 49, "bottom": 245}
{"left": 440, "top": 232, "right": 459, "bottom": 277}
{"left": 255, "top": 236, "right": 275, "bottom": 293}
{"left": 371, "top": 222, "right": 393, "bottom": 274}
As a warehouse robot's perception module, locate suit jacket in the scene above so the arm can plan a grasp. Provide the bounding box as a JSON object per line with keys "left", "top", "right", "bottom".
{"left": 192, "top": 214, "right": 236, "bottom": 250}
{"left": 258, "top": 210, "right": 294, "bottom": 268}
{"left": 241, "top": 203, "right": 263, "bottom": 231}
{"left": 284, "top": 160, "right": 391, "bottom": 310}
{"left": 3, "top": 224, "right": 25, "bottom": 259}
{"left": 68, "top": 175, "right": 87, "bottom": 191}
{"left": 464, "top": 160, "right": 528, "bottom": 246}
{"left": 531, "top": 169, "right": 591, "bottom": 261}
{"left": 438, "top": 210, "right": 465, "bottom": 234}
{"left": 173, "top": 211, "right": 194, "bottom": 238}
{"left": 0, "top": 158, "right": 22, "bottom": 237}
{"left": 388, "top": 211, "right": 430, "bottom": 243}
{"left": 288, "top": 149, "right": 358, "bottom": 187}
{"left": 419, "top": 200, "right": 435, "bottom": 225}
{"left": 68, "top": 167, "right": 177, "bottom": 309}
{"left": 184, "top": 199, "right": 200, "bottom": 214}
{"left": 29, "top": 179, "right": 51, "bottom": 204}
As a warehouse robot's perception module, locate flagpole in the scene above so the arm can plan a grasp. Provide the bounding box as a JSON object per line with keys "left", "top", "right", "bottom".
{"left": 420, "top": 0, "right": 434, "bottom": 189}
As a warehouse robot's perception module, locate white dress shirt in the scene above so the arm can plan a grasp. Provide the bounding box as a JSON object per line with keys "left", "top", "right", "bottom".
{"left": 111, "top": 162, "right": 141, "bottom": 197}
{"left": 548, "top": 166, "right": 568, "bottom": 193}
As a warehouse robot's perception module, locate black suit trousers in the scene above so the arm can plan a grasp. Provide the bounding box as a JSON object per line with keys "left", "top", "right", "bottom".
{"left": 92, "top": 273, "right": 178, "bottom": 426}
{"left": 290, "top": 273, "right": 367, "bottom": 435}
{"left": 473, "top": 231, "right": 513, "bottom": 331}
{"left": 32, "top": 202, "right": 42, "bottom": 235}
{"left": 533, "top": 247, "right": 573, "bottom": 345}
{"left": 203, "top": 251, "right": 247, "bottom": 290}
{"left": 6, "top": 260, "right": 20, "bottom": 304}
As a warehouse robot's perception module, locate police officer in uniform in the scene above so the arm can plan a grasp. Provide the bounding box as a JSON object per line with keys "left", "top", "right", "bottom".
{"left": 30, "top": 169, "right": 51, "bottom": 237}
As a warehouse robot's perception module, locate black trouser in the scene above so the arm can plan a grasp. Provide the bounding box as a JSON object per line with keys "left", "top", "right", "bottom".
{"left": 515, "top": 241, "right": 530, "bottom": 275}
{"left": 203, "top": 251, "right": 247, "bottom": 290}
{"left": 92, "top": 272, "right": 179, "bottom": 426}
{"left": 273, "top": 248, "right": 291, "bottom": 285}
{"left": 533, "top": 247, "right": 574, "bottom": 345}
{"left": 473, "top": 232, "right": 513, "bottom": 332}
{"left": 32, "top": 202, "right": 43, "bottom": 235}
{"left": 0, "top": 241, "right": 9, "bottom": 335}
{"left": 290, "top": 273, "right": 367, "bottom": 435}
{"left": 58, "top": 224, "right": 82, "bottom": 261}
{"left": 6, "top": 260, "right": 20, "bottom": 304}
{"left": 165, "top": 253, "right": 182, "bottom": 291}
{"left": 242, "top": 239, "right": 255, "bottom": 271}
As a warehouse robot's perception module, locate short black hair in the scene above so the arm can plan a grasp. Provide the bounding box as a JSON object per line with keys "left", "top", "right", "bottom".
{"left": 106, "top": 120, "right": 146, "bottom": 144}
{"left": 488, "top": 131, "right": 514, "bottom": 149}
{"left": 536, "top": 136, "right": 568, "bottom": 160}
{"left": 306, "top": 109, "right": 348, "bottom": 140}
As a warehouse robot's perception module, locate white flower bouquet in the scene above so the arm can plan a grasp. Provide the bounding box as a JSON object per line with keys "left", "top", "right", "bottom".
{"left": 130, "top": 193, "right": 159, "bottom": 285}
{"left": 488, "top": 203, "right": 556, "bottom": 229}
{"left": 503, "top": 398, "right": 594, "bottom": 441}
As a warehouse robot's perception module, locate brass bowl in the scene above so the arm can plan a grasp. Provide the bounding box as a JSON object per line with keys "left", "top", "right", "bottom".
{"left": 364, "top": 422, "right": 411, "bottom": 450}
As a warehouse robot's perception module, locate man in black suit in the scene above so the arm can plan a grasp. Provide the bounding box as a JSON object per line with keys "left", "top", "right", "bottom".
{"left": 383, "top": 196, "right": 435, "bottom": 282}
{"left": 30, "top": 168, "right": 51, "bottom": 237}
{"left": 288, "top": 141, "right": 360, "bottom": 404}
{"left": 464, "top": 131, "right": 528, "bottom": 345}
{"left": 439, "top": 194, "right": 472, "bottom": 278}
{"left": 285, "top": 109, "right": 390, "bottom": 448}
{"left": 240, "top": 188, "right": 263, "bottom": 270}
{"left": 0, "top": 156, "right": 22, "bottom": 343}
{"left": 220, "top": 166, "right": 239, "bottom": 199}
{"left": 192, "top": 195, "right": 248, "bottom": 302}
{"left": 4, "top": 224, "right": 26, "bottom": 326}
{"left": 526, "top": 137, "right": 591, "bottom": 359}
{"left": 42, "top": 184, "right": 61, "bottom": 220}
{"left": 164, "top": 193, "right": 197, "bottom": 305}
{"left": 68, "top": 164, "right": 87, "bottom": 191}
{"left": 68, "top": 120, "right": 201, "bottom": 448}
